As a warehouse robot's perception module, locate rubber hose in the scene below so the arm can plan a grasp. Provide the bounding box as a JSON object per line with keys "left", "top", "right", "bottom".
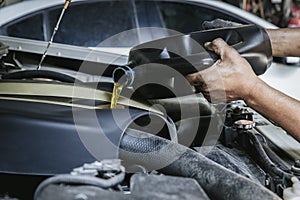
{"left": 119, "top": 130, "right": 280, "bottom": 200}
{"left": 34, "top": 172, "right": 125, "bottom": 200}
{"left": 262, "top": 144, "right": 291, "bottom": 172}
{"left": 2, "top": 70, "right": 82, "bottom": 83}
{"left": 247, "top": 130, "right": 294, "bottom": 179}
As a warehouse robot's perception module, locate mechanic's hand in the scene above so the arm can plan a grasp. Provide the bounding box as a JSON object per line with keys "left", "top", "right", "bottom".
{"left": 186, "top": 38, "right": 260, "bottom": 103}
{"left": 202, "top": 18, "right": 242, "bottom": 30}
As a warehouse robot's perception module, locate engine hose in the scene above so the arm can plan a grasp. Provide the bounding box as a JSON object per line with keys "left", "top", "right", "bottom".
{"left": 262, "top": 143, "right": 291, "bottom": 172}
{"left": 2, "top": 70, "right": 82, "bottom": 83}
{"left": 247, "top": 130, "right": 294, "bottom": 180}
{"left": 34, "top": 171, "right": 125, "bottom": 200}
{"left": 119, "top": 129, "right": 280, "bottom": 200}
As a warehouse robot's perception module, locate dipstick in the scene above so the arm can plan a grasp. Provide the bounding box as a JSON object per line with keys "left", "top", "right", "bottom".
{"left": 37, "top": 0, "right": 72, "bottom": 70}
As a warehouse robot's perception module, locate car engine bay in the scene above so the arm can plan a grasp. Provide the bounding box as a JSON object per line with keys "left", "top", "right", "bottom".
{"left": 0, "top": 26, "right": 300, "bottom": 200}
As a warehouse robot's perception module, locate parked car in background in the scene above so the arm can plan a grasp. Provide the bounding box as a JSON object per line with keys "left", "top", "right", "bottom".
{"left": 0, "top": 0, "right": 299, "bottom": 100}
{"left": 0, "top": 0, "right": 277, "bottom": 46}
{"left": 0, "top": 1, "right": 299, "bottom": 199}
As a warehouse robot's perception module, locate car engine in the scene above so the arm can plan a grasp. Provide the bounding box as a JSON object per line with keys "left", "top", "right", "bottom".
{"left": 0, "top": 27, "right": 299, "bottom": 200}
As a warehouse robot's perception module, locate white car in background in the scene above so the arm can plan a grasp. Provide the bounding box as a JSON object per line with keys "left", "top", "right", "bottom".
{"left": 0, "top": 1, "right": 299, "bottom": 200}
{"left": 0, "top": 0, "right": 299, "bottom": 100}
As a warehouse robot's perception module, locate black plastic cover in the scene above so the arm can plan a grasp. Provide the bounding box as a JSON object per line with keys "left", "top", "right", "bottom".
{"left": 0, "top": 99, "right": 173, "bottom": 176}
{"left": 129, "top": 24, "right": 272, "bottom": 76}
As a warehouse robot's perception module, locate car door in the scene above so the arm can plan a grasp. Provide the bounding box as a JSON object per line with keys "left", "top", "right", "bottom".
{"left": 137, "top": 0, "right": 248, "bottom": 34}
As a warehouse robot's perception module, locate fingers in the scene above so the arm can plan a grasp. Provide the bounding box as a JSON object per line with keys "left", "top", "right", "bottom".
{"left": 202, "top": 18, "right": 243, "bottom": 30}
{"left": 185, "top": 72, "right": 202, "bottom": 86}
{"left": 186, "top": 39, "right": 229, "bottom": 88}
{"left": 186, "top": 38, "right": 249, "bottom": 103}
{"left": 186, "top": 72, "right": 210, "bottom": 101}
{"left": 185, "top": 70, "right": 207, "bottom": 96}
{"left": 204, "top": 38, "right": 239, "bottom": 61}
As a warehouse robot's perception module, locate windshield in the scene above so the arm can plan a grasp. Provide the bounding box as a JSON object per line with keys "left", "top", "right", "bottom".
{"left": 0, "top": 0, "right": 248, "bottom": 48}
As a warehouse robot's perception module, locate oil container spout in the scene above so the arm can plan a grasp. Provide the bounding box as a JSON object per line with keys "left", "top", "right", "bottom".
{"left": 117, "top": 24, "right": 272, "bottom": 99}
{"left": 112, "top": 65, "right": 135, "bottom": 87}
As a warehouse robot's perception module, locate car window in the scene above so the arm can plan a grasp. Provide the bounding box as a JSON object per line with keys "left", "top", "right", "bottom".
{"left": 1, "top": 1, "right": 139, "bottom": 47}
{"left": 2, "top": 13, "right": 44, "bottom": 41}
{"left": 152, "top": 1, "right": 246, "bottom": 34}
{"left": 48, "top": 1, "right": 138, "bottom": 47}
{"left": 0, "top": 0, "right": 250, "bottom": 47}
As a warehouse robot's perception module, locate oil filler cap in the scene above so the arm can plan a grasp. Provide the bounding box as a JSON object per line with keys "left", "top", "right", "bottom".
{"left": 234, "top": 120, "right": 256, "bottom": 130}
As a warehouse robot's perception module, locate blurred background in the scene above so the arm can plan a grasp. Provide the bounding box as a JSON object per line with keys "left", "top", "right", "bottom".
{"left": 0, "top": 0, "right": 21, "bottom": 6}
{"left": 1, "top": 0, "right": 300, "bottom": 28}
{"left": 221, "top": 0, "right": 300, "bottom": 27}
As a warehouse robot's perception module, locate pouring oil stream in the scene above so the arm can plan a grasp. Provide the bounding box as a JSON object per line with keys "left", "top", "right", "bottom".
{"left": 111, "top": 65, "right": 134, "bottom": 108}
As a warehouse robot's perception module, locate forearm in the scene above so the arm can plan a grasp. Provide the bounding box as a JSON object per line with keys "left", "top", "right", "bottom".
{"left": 266, "top": 28, "right": 300, "bottom": 57}
{"left": 189, "top": 38, "right": 300, "bottom": 142}
{"left": 245, "top": 79, "right": 300, "bottom": 141}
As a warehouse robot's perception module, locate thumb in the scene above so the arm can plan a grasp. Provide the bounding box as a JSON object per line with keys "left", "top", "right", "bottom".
{"left": 204, "top": 38, "right": 236, "bottom": 60}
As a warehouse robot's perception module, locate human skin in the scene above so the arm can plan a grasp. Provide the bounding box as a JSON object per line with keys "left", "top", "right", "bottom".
{"left": 202, "top": 19, "right": 300, "bottom": 57}
{"left": 266, "top": 28, "right": 300, "bottom": 57}
{"left": 186, "top": 38, "right": 300, "bottom": 142}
